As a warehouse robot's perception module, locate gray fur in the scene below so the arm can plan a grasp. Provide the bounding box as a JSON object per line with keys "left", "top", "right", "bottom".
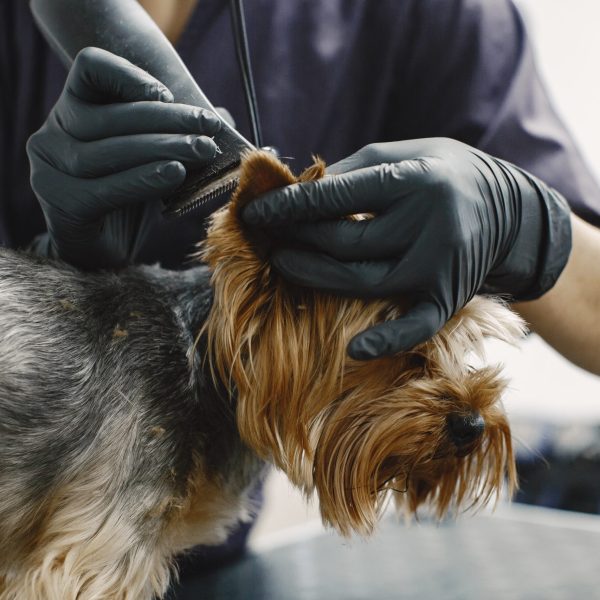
{"left": 0, "top": 247, "right": 263, "bottom": 565}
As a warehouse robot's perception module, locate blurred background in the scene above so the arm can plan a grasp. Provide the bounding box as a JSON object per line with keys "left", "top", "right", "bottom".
{"left": 249, "top": 0, "right": 600, "bottom": 549}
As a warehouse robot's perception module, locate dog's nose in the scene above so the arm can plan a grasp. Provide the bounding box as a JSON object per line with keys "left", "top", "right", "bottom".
{"left": 446, "top": 412, "right": 485, "bottom": 452}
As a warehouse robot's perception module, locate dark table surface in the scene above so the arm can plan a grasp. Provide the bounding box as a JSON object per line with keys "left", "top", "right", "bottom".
{"left": 169, "top": 505, "right": 600, "bottom": 600}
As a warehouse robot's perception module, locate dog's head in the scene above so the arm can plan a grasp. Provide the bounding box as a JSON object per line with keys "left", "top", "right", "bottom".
{"left": 200, "top": 151, "right": 525, "bottom": 536}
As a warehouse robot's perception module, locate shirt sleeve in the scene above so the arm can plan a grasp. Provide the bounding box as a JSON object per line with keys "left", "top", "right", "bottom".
{"left": 403, "top": 0, "right": 600, "bottom": 227}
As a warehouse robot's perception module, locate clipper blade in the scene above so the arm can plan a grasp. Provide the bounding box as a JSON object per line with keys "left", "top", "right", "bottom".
{"left": 162, "top": 166, "right": 241, "bottom": 218}
{"left": 162, "top": 118, "right": 255, "bottom": 219}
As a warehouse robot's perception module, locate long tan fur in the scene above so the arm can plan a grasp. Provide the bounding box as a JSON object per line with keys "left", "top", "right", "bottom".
{"left": 201, "top": 150, "right": 525, "bottom": 536}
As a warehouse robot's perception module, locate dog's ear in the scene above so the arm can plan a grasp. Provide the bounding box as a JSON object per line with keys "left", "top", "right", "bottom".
{"left": 298, "top": 155, "right": 327, "bottom": 183}
{"left": 232, "top": 151, "right": 326, "bottom": 211}
{"left": 231, "top": 151, "right": 325, "bottom": 210}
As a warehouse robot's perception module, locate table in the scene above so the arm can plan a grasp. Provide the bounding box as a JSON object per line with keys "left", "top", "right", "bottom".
{"left": 168, "top": 504, "right": 600, "bottom": 599}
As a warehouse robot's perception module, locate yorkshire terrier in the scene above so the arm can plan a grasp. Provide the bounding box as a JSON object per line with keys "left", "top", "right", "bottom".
{"left": 0, "top": 151, "right": 524, "bottom": 599}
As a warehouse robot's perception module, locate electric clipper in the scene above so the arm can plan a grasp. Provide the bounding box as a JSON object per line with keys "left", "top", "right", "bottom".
{"left": 29, "top": 0, "right": 256, "bottom": 219}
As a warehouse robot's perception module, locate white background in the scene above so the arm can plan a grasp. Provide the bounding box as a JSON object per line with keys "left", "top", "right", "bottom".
{"left": 515, "top": 0, "right": 600, "bottom": 174}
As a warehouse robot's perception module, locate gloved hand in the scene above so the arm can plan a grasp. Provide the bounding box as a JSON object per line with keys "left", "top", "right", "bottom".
{"left": 242, "top": 138, "right": 572, "bottom": 359}
{"left": 27, "top": 47, "right": 222, "bottom": 269}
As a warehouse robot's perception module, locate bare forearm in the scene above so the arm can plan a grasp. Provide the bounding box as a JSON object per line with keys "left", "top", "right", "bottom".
{"left": 513, "top": 214, "right": 600, "bottom": 374}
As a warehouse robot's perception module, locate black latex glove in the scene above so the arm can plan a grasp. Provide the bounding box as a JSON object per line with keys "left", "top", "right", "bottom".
{"left": 241, "top": 138, "right": 572, "bottom": 360}
{"left": 26, "top": 47, "right": 221, "bottom": 269}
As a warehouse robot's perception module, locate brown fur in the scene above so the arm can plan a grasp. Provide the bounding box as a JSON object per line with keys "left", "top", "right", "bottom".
{"left": 201, "top": 150, "right": 524, "bottom": 536}
{"left": 0, "top": 150, "right": 524, "bottom": 598}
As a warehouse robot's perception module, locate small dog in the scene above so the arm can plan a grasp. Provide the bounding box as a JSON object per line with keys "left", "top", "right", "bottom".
{"left": 0, "top": 151, "right": 524, "bottom": 599}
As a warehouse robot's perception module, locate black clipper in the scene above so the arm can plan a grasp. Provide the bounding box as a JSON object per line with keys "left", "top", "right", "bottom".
{"left": 30, "top": 0, "right": 255, "bottom": 219}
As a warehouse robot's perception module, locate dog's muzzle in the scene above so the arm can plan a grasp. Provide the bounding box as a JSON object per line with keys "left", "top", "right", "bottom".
{"left": 446, "top": 411, "right": 485, "bottom": 456}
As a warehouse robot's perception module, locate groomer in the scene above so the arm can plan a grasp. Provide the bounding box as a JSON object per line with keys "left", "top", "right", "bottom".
{"left": 2, "top": 2, "right": 599, "bottom": 362}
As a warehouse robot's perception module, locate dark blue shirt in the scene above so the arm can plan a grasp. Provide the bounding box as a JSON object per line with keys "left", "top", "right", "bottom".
{"left": 2, "top": 0, "right": 600, "bottom": 267}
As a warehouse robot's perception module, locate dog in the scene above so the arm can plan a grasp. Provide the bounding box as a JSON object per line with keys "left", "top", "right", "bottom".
{"left": 0, "top": 151, "right": 525, "bottom": 599}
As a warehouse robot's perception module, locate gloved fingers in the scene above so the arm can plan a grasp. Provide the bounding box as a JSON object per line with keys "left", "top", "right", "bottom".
{"left": 40, "top": 160, "right": 186, "bottom": 223}
{"left": 80, "top": 160, "right": 187, "bottom": 219}
{"left": 274, "top": 217, "right": 412, "bottom": 261}
{"left": 51, "top": 133, "right": 217, "bottom": 178}
{"left": 326, "top": 138, "right": 458, "bottom": 175}
{"left": 66, "top": 47, "right": 174, "bottom": 104}
{"left": 242, "top": 161, "right": 425, "bottom": 226}
{"left": 347, "top": 300, "right": 447, "bottom": 360}
{"left": 57, "top": 100, "right": 222, "bottom": 142}
{"left": 270, "top": 248, "right": 401, "bottom": 297}
{"left": 326, "top": 147, "right": 377, "bottom": 175}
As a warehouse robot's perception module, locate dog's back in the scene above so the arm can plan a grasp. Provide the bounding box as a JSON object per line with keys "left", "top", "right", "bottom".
{"left": 0, "top": 249, "right": 252, "bottom": 598}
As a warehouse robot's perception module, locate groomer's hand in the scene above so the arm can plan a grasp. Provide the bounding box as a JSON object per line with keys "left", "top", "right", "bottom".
{"left": 27, "top": 47, "right": 221, "bottom": 269}
{"left": 242, "top": 138, "right": 572, "bottom": 359}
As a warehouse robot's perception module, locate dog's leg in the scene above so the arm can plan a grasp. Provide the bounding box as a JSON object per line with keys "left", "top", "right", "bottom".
{"left": 0, "top": 433, "right": 177, "bottom": 600}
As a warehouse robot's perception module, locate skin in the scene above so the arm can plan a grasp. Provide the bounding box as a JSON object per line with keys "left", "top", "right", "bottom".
{"left": 514, "top": 214, "right": 600, "bottom": 375}
{"left": 137, "top": 0, "right": 198, "bottom": 44}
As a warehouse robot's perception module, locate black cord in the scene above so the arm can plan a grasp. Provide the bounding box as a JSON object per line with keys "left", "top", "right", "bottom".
{"left": 229, "top": 0, "right": 263, "bottom": 148}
